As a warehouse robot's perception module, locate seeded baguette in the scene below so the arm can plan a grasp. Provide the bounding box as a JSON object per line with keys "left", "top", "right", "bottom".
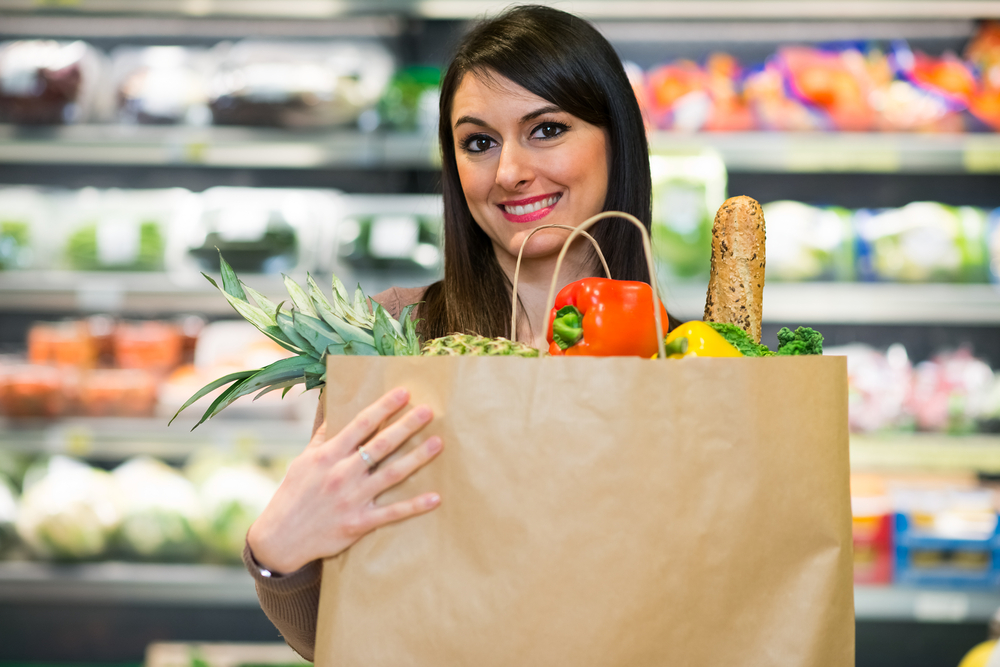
{"left": 703, "top": 195, "right": 765, "bottom": 344}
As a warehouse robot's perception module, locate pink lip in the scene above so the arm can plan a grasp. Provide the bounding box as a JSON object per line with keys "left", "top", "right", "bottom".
{"left": 497, "top": 193, "right": 562, "bottom": 223}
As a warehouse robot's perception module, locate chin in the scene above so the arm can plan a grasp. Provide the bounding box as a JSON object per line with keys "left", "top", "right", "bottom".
{"left": 510, "top": 226, "right": 573, "bottom": 259}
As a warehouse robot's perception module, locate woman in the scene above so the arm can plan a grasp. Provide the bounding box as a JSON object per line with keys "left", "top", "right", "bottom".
{"left": 243, "top": 5, "right": 658, "bottom": 659}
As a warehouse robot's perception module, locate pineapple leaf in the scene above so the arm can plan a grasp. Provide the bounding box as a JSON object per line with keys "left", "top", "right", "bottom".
{"left": 218, "top": 252, "right": 248, "bottom": 302}
{"left": 353, "top": 285, "right": 371, "bottom": 320}
{"left": 194, "top": 375, "right": 254, "bottom": 429}
{"left": 325, "top": 313, "right": 376, "bottom": 349}
{"left": 241, "top": 282, "right": 279, "bottom": 321}
{"left": 254, "top": 378, "right": 304, "bottom": 401}
{"left": 332, "top": 274, "right": 351, "bottom": 304}
{"left": 304, "top": 372, "right": 325, "bottom": 391}
{"left": 283, "top": 274, "right": 318, "bottom": 317}
{"left": 168, "top": 369, "right": 259, "bottom": 426}
{"left": 375, "top": 302, "right": 405, "bottom": 337}
{"left": 292, "top": 311, "right": 345, "bottom": 354}
{"left": 204, "top": 273, "right": 296, "bottom": 350}
{"left": 306, "top": 274, "right": 334, "bottom": 309}
{"left": 343, "top": 339, "right": 379, "bottom": 356}
{"left": 372, "top": 306, "right": 402, "bottom": 355}
{"left": 276, "top": 306, "right": 318, "bottom": 358}
{"left": 326, "top": 342, "right": 346, "bottom": 356}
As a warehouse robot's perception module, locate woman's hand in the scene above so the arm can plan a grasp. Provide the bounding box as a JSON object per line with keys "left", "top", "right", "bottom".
{"left": 247, "top": 387, "right": 443, "bottom": 575}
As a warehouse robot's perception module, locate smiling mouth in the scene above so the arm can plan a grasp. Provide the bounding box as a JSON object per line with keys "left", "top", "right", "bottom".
{"left": 500, "top": 194, "right": 561, "bottom": 216}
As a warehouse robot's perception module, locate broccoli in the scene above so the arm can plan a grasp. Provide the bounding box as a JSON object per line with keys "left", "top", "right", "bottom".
{"left": 775, "top": 326, "right": 824, "bottom": 356}
{"left": 705, "top": 322, "right": 774, "bottom": 357}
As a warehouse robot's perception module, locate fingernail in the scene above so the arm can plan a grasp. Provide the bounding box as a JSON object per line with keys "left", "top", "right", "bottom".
{"left": 427, "top": 437, "right": 442, "bottom": 454}
{"left": 394, "top": 388, "right": 409, "bottom": 402}
{"left": 416, "top": 406, "right": 432, "bottom": 420}
{"left": 426, "top": 493, "right": 441, "bottom": 508}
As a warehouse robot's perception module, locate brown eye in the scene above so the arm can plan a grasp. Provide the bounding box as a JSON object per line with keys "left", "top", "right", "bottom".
{"left": 532, "top": 122, "right": 568, "bottom": 140}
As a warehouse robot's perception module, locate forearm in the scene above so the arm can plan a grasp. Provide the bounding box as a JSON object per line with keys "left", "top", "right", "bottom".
{"left": 242, "top": 542, "right": 321, "bottom": 661}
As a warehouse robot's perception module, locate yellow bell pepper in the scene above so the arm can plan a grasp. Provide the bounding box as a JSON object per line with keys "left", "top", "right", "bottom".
{"left": 661, "top": 321, "right": 743, "bottom": 358}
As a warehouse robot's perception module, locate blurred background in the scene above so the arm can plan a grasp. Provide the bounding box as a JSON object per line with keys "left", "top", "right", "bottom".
{"left": 0, "top": 1, "right": 999, "bottom": 666}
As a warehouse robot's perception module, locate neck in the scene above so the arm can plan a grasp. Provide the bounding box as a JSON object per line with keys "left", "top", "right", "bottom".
{"left": 495, "top": 240, "right": 597, "bottom": 350}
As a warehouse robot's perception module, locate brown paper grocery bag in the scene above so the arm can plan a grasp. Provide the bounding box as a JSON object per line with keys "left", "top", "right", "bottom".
{"left": 316, "top": 354, "right": 854, "bottom": 666}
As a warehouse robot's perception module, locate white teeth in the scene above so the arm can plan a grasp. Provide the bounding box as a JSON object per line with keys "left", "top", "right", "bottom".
{"left": 504, "top": 194, "right": 559, "bottom": 216}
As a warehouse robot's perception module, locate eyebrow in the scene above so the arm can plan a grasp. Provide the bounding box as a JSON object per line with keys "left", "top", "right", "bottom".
{"left": 453, "top": 105, "right": 563, "bottom": 129}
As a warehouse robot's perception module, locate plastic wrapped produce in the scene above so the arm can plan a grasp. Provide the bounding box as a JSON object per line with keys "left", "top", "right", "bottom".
{"left": 702, "top": 53, "right": 755, "bottom": 132}
{"left": 0, "top": 40, "right": 110, "bottom": 124}
{"left": 826, "top": 343, "right": 913, "bottom": 433}
{"left": 908, "top": 349, "right": 996, "bottom": 434}
{"left": 744, "top": 60, "right": 826, "bottom": 131}
{"left": 113, "top": 457, "right": 205, "bottom": 561}
{"left": 193, "top": 459, "right": 278, "bottom": 562}
{"left": 208, "top": 41, "right": 393, "bottom": 128}
{"left": 111, "top": 46, "right": 211, "bottom": 125}
{"left": 332, "top": 194, "right": 443, "bottom": 273}
{"left": 0, "top": 364, "right": 66, "bottom": 418}
{"left": 180, "top": 187, "right": 330, "bottom": 275}
{"left": 988, "top": 208, "right": 1000, "bottom": 284}
{"left": 645, "top": 60, "right": 709, "bottom": 131}
{"left": 881, "top": 42, "right": 972, "bottom": 132}
{"left": 0, "top": 187, "right": 53, "bottom": 271}
{"left": 78, "top": 369, "right": 158, "bottom": 417}
{"left": 58, "top": 188, "right": 198, "bottom": 272}
{"left": 376, "top": 65, "right": 440, "bottom": 131}
{"left": 16, "top": 457, "right": 123, "bottom": 560}
{"left": 854, "top": 202, "right": 989, "bottom": 283}
{"left": 965, "top": 21, "right": 1000, "bottom": 130}
{"left": 762, "top": 201, "right": 854, "bottom": 281}
{"left": 113, "top": 320, "right": 182, "bottom": 376}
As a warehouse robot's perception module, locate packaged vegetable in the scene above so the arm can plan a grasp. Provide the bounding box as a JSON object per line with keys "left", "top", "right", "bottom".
{"left": 111, "top": 46, "right": 211, "bottom": 125}
{"left": 908, "top": 349, "right": 996, "bottom": 434}
{"left": 195, "top": 462, "right": 278, "bottom": 563}
{"left": 16, "top": 457, "right": 123, "bottom": 560}
{"left": 0, "top": 186, "right": 52, "bottom": 270}
{"left": 113, "top": 457, "right": 206, "bottom": 561}
{"left": 826, "top": 343, "right": 914, "bottom": 433}
{"left": 0, "top": 364, "right": 65, "bottom": 418}
{"left": 78, "top": 368, "right": 158, "bottom": 417}
{"left": 762, "top": 201, "right": 854, "bottom": 281}
{"left": 0, "top": 475, "right": 16, "bottom": 556}
{"left": 208, "top": 40, "right": 394, "bottom": 128}
{"left": 854, "top": 202, "right": 989, "bottom": 283}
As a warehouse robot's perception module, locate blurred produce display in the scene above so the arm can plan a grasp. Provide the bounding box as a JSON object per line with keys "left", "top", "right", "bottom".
{"left": 0, "top": 40, "right": 111, "bottom": 125}
{"left": 637, "top": 21, "right": 1000, "bottom": 132}
{"left": 333, "top": 194, "right": 443, "bottom": 273}
{"left": 111, "top": 46, "right": 211, "bottom": 125}
{"left": 3, "top": 453, "right": 280, "bottom": 564}
{"left": 828, "top": 344, "right": 1000, "bottom": 435}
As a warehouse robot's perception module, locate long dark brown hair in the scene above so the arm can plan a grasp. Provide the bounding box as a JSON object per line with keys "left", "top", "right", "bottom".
{"left": 420, "top": 4, "right": 653, "bottom": 340}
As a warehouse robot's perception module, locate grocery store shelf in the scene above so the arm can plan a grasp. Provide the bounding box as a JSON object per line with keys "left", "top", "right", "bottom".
{"left": 1, "top": 0, "right": 999, "bottom": 20}
{"left": 664, "top": 282, "right": 1000, "bottom": 325}
{"left": 0, "top": 561, "right": 257, "bottom": 606}
{"left": 650, "top": 132, "right": 1000, "bottom": 174}
{"left": 0, "top": 416, "right": 312, "bottom": 460}
{"left": 2, "top": 126, "right": 999, "bottom": 174}
{"left": 855, "top": 584, "right": 1000, "bottom": 622}
{"left": 0, "top": 560, "right": 995, "bottom": 621}
{"left": 851, "top": 433, "right": 1000, "bottom": 473}
{"left": 0, "top": 125, "right": 440, "bottom": 170}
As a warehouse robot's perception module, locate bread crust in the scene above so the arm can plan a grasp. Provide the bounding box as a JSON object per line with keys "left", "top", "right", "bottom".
{"left": 703, "top": 195, "right": 766, "bottom": 343}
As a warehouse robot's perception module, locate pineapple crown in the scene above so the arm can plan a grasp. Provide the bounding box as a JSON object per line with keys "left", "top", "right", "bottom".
{"left": 170, "top": 253, "right": 421, "bottom": 429}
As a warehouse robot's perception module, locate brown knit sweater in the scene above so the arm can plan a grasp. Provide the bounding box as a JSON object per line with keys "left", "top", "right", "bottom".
{"left": 241, "top": 285, "right": 428, "bottom": 661}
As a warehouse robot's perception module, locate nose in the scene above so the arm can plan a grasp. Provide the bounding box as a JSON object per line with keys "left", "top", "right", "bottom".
{"left": 495, "top": 141, "right": 533, "bottom": 192}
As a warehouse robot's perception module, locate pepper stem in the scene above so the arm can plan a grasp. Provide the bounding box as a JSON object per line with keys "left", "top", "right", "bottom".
{"left": 551, "top": 305, "right": 584, "bottom": 350}
{"left": 662, "top": 337, "right": 689, "bottom": 357}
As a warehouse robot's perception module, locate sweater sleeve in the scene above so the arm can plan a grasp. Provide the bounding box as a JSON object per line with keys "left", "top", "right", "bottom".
{"left": 242, "top": 543, "right": 322, "bottom": 661}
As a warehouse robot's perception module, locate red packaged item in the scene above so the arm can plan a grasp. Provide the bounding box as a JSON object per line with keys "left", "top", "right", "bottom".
{"left": 113, "top": 320, "right": 182, "bottom": 376}
{"left": 778, "top": 46, "right": 877, "bottom": 131}
{"left": 0, "top": 364, "right": 64, "bottom": 418}
{"left": 883, "top": 43, "right": 971, "bottom": 132}
{"left": 966, "top": 21, "right": 1000, "bottom": 130}
{"left": 702, "top": 53, "right": 756, "bottom": 132}
{"left": 645, "top": 60, "right": 710, "bottom": 131}
{"left": 77, "top": 368, "right": 157, "bottom": 417}
{"left": 27, "top": 320, "right": 96, "bottom": 369}
{"left": 744, "top": 61, "right": 826, "bottom": 131}
{"left": 851, "top": 475, "right": 893, "bottom": 584}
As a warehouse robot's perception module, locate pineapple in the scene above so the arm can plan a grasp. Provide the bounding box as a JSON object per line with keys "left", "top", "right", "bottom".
{"left": 171, "top": 253, "right": 537, "bottom": 429}
{"left": 422, "top": 334, "right": 539, "bottom": 357}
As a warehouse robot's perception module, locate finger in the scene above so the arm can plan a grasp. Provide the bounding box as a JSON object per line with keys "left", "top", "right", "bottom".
{"left": 307, "top": 420, "right": 328, "bottom": 448}
{"left": 326, "top": 387, "right": 410, "bottom": 457}
{"left": 352, "top": 404, "right": 433, "bottom": 474}
{"left": 364, "top": 436, "right": 443, "bottom": 495}
{"left": 366, "top": 492, "right": 442, "bottom": 529}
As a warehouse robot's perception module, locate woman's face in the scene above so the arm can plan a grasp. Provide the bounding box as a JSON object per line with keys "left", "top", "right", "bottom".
{"left": 450, "top": 70, "right": 609, "bottom": 264}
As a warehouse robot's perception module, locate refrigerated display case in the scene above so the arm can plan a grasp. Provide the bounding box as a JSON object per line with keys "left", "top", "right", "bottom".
{"left": 1, "top": 2, "right": 1000, "bottom": 667}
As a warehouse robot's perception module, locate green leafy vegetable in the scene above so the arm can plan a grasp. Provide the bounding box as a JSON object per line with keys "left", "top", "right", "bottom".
{"left": 775, "top": 327, "right": 824, "bottom": 356}
{"left": 705, "top": 322, "right": 774, "bottom": 357}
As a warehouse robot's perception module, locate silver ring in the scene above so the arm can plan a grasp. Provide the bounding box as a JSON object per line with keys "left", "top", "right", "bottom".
{"left": 358, "top": 445, "right": 377, "bottom": 471}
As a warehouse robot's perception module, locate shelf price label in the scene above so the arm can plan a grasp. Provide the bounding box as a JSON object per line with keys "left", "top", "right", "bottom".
{"left": 63, "top": 426, "right": 94, "bottom": 457}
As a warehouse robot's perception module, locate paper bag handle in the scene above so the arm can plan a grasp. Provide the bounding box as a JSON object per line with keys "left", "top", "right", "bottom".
{"left": 536, "top": 211, "right": 667, "bottom": 360}
{"left": 509, "top": 225, "right": 610, "bottom": 341}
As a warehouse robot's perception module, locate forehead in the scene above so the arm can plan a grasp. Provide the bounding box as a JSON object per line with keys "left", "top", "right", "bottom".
{"left": 451, "top": 70, "right": 554, "bottom": 121}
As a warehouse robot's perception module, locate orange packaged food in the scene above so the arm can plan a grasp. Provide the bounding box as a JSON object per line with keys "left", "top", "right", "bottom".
{"left": 78, "top": 368, "right": 157, "bottom": 417}
{"left": 113, "top": 320, "right": 182, "bottom": 375}
{"left": 0, "top": 364, "right": 64, "bottom": 418}
{"left": 27, "top": 321, "right": 96, "bottom": 368}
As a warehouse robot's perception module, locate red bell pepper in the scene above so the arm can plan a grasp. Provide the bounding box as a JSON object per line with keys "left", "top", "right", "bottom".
{"left": 546, "top": 278, "right": 670, "bottom": 357}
